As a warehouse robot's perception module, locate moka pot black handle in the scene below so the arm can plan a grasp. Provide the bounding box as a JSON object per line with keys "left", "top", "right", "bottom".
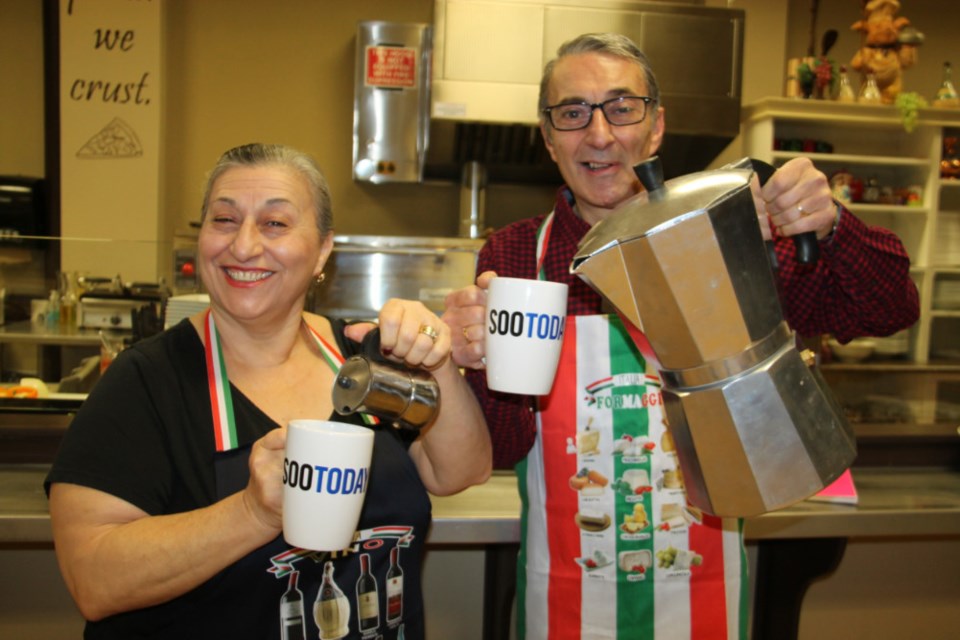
{"left": 748, "top": 158, "right": 819, "bottom": 267}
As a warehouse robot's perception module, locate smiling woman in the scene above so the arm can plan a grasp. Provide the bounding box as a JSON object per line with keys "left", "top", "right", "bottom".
{"left": 43, "top": 144, "right": 491, "bottom": 639}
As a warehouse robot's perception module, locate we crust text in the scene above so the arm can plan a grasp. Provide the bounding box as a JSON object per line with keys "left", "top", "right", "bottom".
{"left": 65, "top": 0, "right": 154, "bottom": 106}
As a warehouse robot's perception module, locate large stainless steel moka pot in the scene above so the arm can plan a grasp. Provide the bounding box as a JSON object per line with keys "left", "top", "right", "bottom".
{"left": 570, "top": 156, "right": 855, "bottom": 517}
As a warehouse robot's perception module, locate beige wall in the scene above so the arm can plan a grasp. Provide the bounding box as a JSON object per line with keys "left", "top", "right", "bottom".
{"left": 0, "top": 0, "right": 45, "bottom": 177}
{"left": 158, "top": 0, "right": 558, "bottom": 247}
{"left": 158, "top": 0, "right": 954, "bottom": 246}
{"left": 5, "top": 0, "right": 957, "bottom": 261}
{"left": 2, "top": 4, "right": 958, "bottom": 639}
{"left": 161, "top": 0, "right": 463, "bottom": 243}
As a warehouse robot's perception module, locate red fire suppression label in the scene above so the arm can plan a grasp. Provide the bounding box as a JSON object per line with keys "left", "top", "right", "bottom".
{"left": 365, "top": 46, "right": 418, "bottom": 89}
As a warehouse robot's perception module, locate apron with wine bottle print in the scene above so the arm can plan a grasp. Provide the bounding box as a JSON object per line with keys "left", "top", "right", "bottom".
{"left": 513, "top": 213, "right": 748, "bottom": 640}
{"left": 206, "top": 311, "right": 425, "bottom": 640}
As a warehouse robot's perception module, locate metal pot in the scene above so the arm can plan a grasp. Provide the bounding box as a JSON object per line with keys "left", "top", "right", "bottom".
{"left": 332, "top": 329, "right": 439, "bottom": 431}
{"left": 571, "top": 156, "right": 855, "bottom": 517}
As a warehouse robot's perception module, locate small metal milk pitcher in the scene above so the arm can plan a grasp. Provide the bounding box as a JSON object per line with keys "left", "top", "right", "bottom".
{"left": 332, "top": 329, "right": 439, "bottom": 430}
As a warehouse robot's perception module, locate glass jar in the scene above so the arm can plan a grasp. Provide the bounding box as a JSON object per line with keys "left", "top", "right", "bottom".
{"left": 836, "top": 65, "right": 856, "bottom": 103}
{"left": 858, "top": 73, "right": 882, "bottom": 104}
{"left": 933, "top": 61, "right": 960, "bottom": 108}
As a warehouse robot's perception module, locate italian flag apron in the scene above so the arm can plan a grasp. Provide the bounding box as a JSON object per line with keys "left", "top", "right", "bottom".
{"left": 514, "top": 214, "right": 748, "bottom": 640}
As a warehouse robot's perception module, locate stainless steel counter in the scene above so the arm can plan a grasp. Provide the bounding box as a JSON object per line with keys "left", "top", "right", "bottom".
{"left": 743, "top": 467, "right": 960, "bottom": 539}
{"left": 0, "top": 320, "right": 109, "bottom": 347}
{"left": 0, "top": 464, "right": 52, "bottom": 544}
{"left": 4, "top": 466, "right": 959, "bottom": 546}
{"left": 0, "top": 320, "right": 123, "bottom": 384}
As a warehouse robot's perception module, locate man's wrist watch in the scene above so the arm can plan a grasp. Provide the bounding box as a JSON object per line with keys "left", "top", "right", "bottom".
{"left": 824, "top": 200, "right": 843, "bottom": 241}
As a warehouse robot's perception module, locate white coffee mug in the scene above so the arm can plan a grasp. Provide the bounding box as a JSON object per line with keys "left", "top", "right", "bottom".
{"left": 485, "top": 277, "right": 568, "bottom": 395}
{"left": 282, "top": 420, "right": 374, "bottom": 551}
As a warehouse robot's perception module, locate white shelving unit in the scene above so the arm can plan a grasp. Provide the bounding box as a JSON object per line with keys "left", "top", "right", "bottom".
{"left": 742, "top": 97, "right": 960, "bottom": 365}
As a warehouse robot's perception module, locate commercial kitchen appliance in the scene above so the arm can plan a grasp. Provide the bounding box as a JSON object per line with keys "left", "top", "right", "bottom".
{"left": 356, "top": 1, "right": 746, "bottom": 186}
{"left": 309, "top": 235, "right": 483, "bottom": 321}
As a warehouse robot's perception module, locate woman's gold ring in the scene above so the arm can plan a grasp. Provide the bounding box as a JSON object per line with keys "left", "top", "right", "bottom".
{"left": 419, "top": 324, "right": 439, "bottom": 342}
{"left": 797, "top": 204, "right": 806, "bottom": 216}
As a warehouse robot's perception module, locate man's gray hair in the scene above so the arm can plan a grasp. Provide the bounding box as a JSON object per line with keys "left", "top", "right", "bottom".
{"left": 200, "top": 143, "right": 333, "bottom": 235}
{"left": 538, "top": 33, "right": 660, "bottom": 121}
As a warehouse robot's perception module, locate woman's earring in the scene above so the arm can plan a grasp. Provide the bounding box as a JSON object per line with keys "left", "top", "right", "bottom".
{"left": 315, "top": 272, "right": 326, "bottom": 285}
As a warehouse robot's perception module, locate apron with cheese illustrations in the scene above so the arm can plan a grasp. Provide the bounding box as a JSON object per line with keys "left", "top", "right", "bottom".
{"left": 514, "top": 213, "right": 748, "bottom": 640}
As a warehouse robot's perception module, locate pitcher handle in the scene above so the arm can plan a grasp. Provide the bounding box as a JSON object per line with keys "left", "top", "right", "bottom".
{"left": 744, "top": 158, "right": 820, "bottom": 266}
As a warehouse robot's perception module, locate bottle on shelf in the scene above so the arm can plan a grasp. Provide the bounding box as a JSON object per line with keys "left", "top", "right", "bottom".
{"left": 862, "top": 176, "right": 881, "bottom": 203}
{"left": 933, "top": 61, "right": 960, "bottom": 108}
{"left": 314, "top": 561, "right": 350, "bottom": 640}
{"left": 836, "top": 65, "right": 856, "bottom": 103}
{"left": 858, "top": 73, "right": 882, "bottom": 104}
{"left": 280, "top": 570, "right": 307, "bottom": 640}
{"left": 45, "top": 289, "right": 60, "bottom": 330}
{"left": 385, "top": 546, "right": 404, "bottom": 627}
{"left": 58, "top": 271, "right": 79, "bottom": 332}
{"left": 356, "top": 553, "right": 380, "bottom": 635}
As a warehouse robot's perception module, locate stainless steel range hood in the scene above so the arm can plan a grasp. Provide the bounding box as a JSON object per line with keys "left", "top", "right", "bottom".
{"left": 425, "top": 0, "right": 744, "bottom": 182}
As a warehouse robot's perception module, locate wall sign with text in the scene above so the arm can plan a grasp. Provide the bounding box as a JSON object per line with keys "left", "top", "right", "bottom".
{"left": 59, "top": 0, "right": 162, "bottom": 282}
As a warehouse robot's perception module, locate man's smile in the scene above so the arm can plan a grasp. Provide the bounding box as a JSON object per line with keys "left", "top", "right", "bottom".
{"left": 582, "top": 161, "right": 616, "bottom": 171}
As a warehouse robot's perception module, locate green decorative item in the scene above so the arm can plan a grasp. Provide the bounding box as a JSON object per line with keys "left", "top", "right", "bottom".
{"left": 895, "top": 91, "right": 928, "bottom": 132}
{"left": 797, "top": 56, "right": 838, "bottom": 100}
{"left": 797, "top": 61, "right": 816, "bottom": 98}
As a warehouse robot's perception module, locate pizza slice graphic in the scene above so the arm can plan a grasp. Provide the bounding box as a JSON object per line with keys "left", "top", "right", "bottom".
{"left": 76, "top": 117, "right": 143, "bottom": 158}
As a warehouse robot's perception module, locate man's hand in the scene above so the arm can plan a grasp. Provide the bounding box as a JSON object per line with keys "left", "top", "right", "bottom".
{"left": 751, "top": 157, "right": 838, "bottom": 241}
{"left": 442, "top": 271, "right": 497, "bottom": 369}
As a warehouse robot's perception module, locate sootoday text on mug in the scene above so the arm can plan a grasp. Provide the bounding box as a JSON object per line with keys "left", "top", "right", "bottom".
{"left": 485, "top": 277, "right": 568, "bottom": 395}
{"left": 282, "top": 420, "right": 374, "bottom": 552}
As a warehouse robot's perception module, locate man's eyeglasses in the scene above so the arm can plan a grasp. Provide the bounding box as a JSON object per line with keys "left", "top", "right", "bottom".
{"left": 542, "top": 96, "right": 655, "bottom": 131}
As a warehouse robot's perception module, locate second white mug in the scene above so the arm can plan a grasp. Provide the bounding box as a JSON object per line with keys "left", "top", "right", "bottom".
{"left": 485, "top": 276, "right": 568, "bottom": 395}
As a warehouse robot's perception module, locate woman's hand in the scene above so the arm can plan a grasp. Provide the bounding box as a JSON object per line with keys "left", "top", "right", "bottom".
{"left": 243, "top": 426, "right": 287, "bottom": 532}
{"left": 343, "top": 299, "right": 451, "bottom": 370}
{"left": 441, "top": 270, "right": 497, "bottom": 370}
{"left": 341, "top": 298, "right": 492, "bottom": 496}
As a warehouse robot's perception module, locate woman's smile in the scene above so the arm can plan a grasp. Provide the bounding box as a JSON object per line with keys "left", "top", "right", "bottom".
{"left": 223, "top": 267, "right": 274, "bottom": 284}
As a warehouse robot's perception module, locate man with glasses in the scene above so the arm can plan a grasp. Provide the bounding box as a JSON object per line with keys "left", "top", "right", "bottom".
{"left": 444, "top": 32, "right": 918, "bottom": 639}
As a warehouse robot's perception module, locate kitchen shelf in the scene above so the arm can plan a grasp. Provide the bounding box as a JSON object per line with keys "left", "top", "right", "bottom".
{"left": 820, "top": 361, "right": 960, "bottom": 373}
{"left": 847, "top": 203, "right": 929, "bottom": 216}
{"left": 772, "top": 151, "right": 929, "bottom": 168}
{"left": 742, "top": 96, "right": 960, "bottom": 127}
{"left": 743, "top": 97, "right": 960, "bottom": 365}
{"left": 819, "top": 359, "right": 960, "bottom": 427}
